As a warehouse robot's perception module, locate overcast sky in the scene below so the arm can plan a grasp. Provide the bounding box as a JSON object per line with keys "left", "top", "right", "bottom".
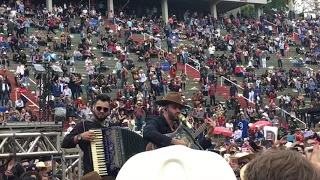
{"left": 294, "top": 0, "right": 314, "bottom": 13}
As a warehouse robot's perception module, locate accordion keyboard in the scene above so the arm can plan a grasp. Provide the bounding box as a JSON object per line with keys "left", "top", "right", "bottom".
{"left": 90, "top": 130, "right": 108, "bottom": 176}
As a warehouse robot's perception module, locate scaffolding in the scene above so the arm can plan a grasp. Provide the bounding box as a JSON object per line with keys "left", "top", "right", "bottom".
{"left": 0, "top": 132, "right": 82, "bottom": 180}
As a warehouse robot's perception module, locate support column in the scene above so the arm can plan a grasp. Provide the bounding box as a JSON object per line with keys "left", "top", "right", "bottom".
{"left": 107, "top": 0, "right": 114, "bottom": 15}
{"left": 46, "top": 0, "right": 52, "bottom": 12}
{"left": 288, "top": 0, "right": 295, "bottom": 19}
{"left": 162, "top": 0, "right": 169, "bottom": 24}
{"left": 210, "top": 3, "right": 217, "bottom": 19}
{"left": 255, "top": 4, "right": 263, "bottom": 20}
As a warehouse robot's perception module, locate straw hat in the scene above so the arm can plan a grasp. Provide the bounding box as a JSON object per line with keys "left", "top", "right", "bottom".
{"left": 155, "top": 92, "right": 188, "bottom": 108}
{"left": 36, "top": 162, "right": 48, "bottom": 168}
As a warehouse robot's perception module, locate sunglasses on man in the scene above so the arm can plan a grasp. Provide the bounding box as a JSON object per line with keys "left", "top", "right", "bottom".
{"left": 96, "top": 106, "right": 109, "bottom": 112}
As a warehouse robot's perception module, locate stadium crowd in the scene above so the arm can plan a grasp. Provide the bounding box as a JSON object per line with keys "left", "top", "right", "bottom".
{"left": 0, "top": 0, "right": 319, "bottom": 180}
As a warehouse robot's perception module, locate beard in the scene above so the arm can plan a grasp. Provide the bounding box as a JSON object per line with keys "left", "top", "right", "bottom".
{"left": 168, "top": 109, "right": 179, "bottom": 122}
{"left": 93, "top": 111, "right": 107, "bottom": 122}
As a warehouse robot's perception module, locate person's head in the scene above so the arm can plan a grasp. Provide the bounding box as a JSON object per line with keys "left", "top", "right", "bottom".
{"left": 242, "top": 149, "right": 320, "bottom": 180}
{"left": 156, "top": 92, "right": 187, "bottom": 122}
{"left": 21, "top": 159, "right": 30, "bottom": 170}
{"left": 92, "top": 94, "right": 110, "bottom": 123}
{"left": 163, "top": 103, "right": 182, "bottom": 122}
{"left": 21, "top": 171, "right": 42, "bottom": 180}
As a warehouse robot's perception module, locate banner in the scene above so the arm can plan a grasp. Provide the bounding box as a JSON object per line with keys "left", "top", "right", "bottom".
{"left": 88, "top": 19, "right": 98, "bottom": 27}
{"left": 264, "top": 126, "right": 278, "bottom": 143}
{"left": 161, "top": 62, "right": 170, "bottom": 72}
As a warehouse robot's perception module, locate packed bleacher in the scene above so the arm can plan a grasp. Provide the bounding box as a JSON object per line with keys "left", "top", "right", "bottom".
{"left": 0, "top": 1, "right": 320, "bottom": 180}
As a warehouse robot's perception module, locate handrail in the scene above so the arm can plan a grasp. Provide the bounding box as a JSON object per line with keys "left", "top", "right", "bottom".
{"left": 263, "top": 19, "right": 302, "bottom": 43}
{"left": 143, "top": 32, "right": 152, "bottom": 41}
{"left": 142, "top": 33, "right": 166, "bottom": 51}
{"left": 114, "top": 18, "right": 125, "bottom": 33}
{"left": 220, "top": 76, "right": 255, "bottom": 104}
{"left": 28, "top": 77, "right": 36, "bottom": 85}
{"left": 187, "top": 57, "right": 201, "bottom": 71}
{"left": 263, "top": 19, "right": 282, "bottom": 35}
{"left": 15, "top": 88, "right": 40, "bottom": 109}
{"left": 220, "top": 76, "right": 307, "bottom": 128}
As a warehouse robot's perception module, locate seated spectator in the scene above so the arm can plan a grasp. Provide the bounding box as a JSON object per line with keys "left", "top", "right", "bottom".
{"left": 15, "top": 97, "right": 24, "bottom": 112}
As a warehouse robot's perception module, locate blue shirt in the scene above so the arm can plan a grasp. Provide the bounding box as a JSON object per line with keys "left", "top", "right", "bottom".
{"left": 237, "top": 120, "right": 248, "bottom": 138}
{"left": 127, "top": 21, "right": 132, "bottom": 27}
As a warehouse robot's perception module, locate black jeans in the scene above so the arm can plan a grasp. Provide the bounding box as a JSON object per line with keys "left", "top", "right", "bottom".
{"left": 210, "top": 95, "right": 215, "bottom": 106}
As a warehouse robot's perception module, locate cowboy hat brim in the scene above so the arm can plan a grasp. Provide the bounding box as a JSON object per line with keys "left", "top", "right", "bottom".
{"left": 155, "top": 99, "right": 188, "bottom": 108}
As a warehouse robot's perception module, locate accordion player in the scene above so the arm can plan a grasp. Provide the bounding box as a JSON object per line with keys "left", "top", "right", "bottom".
{"left": 90, "top": 127, "right": 148, "bottom": 177}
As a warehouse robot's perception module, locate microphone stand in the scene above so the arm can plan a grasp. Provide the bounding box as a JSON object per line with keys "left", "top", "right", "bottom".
{"left": 180, "top": 120, "right": 204, "bottom": 150}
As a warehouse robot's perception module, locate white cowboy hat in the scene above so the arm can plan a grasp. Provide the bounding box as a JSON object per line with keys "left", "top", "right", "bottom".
{"left": 116, "top": 145, "right": 236, "bottom": 180}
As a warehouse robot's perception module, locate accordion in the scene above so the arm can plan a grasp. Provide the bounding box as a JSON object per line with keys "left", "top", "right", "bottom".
{"left": 90, "top": 127, "right": 148, "bottom": 177}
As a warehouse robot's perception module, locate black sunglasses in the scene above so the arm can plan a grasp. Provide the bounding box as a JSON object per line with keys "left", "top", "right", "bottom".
{"left": 96, "top": 106, "right": 109, "bottom": 112}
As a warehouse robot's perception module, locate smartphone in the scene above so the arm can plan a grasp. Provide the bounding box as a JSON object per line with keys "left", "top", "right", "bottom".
{"left": 242, "top": 148, "right": 248, "bottom": 152}
{"left": 249, "top": 141, "right": 259, "bottom": 152}
{"left": 261, "top": 140, "right": 273, "bottom": 148}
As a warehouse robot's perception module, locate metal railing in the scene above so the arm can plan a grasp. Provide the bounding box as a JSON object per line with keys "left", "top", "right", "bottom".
{"left": 263, "top": 19, "right": 300, "bottom": 42}
{"left": 15, "top": 88, "right": 40, "bottom": 109}
{"left": 114, "top": 18, "right": 125, "bottom": 33}
{"left": 142, "top": 33, "right": 165, "bottom": 52}
{"left": 220, "top": 76, "right": 306, "bottom": 128}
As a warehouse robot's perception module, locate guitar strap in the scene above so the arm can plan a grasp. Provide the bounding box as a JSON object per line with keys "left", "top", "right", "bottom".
{"left": 180, "top": 121, "right": 203, "bottom": 150}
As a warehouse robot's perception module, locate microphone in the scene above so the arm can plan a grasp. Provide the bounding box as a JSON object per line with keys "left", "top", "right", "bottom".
{"left": 178, "top": 114, "right": 192, "bottom": 129}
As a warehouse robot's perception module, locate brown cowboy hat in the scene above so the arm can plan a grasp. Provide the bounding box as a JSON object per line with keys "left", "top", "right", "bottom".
{"left": 155, "top": 92, "right": 188, "bottom": 108}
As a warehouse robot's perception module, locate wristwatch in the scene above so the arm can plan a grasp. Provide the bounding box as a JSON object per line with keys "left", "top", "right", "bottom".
{"left": 77, "top": 135, "right": 82, "bottom": 141}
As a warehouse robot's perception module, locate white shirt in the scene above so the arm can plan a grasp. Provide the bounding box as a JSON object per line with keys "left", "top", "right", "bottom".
{"left": 139, "top": 73, "right": 147, "bottom": 83}
{"left": 63, "top": 88, "right": 72, "bottom": 97}
{"left": 16, "top": 65, "right": 24, "bottom": 75}
{"left": 15, "top": 100, "right": 24, "bottom": 108}
{"left": 208, "top": 46, "right": 215, "bottom": 55}
{"left": 226, "top": 123, "right": 233, "bottom": 131}
{"left": 2, "top": 83, "right": 9, "bottom": 91}
{"left": 234, "top": 129, "right": 242, "bottom": 139}
{"left": 67, "top": 126, "right": 74, "bottom": 133}
{"left": 85, "top": 59, "right": 92, "bottom": 66}
{"left": 46, "top": 95, "right": 55, "bottom": 102}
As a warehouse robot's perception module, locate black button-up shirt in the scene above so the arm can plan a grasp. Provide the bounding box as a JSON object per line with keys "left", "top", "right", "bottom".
{"left": 143, "top": 115, "right": 212, "bottom": 149}
{"left": 61, "top": 120, "right": 104, "bottom": 175}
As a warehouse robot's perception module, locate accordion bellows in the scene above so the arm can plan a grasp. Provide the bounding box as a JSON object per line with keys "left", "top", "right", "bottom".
{"left": 90, "top": 127, "right": 148, "bottom": 177}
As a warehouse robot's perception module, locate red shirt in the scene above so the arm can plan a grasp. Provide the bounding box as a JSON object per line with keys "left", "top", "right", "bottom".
{"left": 49, "top": 20, "right": 55, "bottom": 28}
{"left": 169, "top": 69, "right": 176, "bottom": 79}
{"left": 296, "top": 134, "right": 303, "bottom": 142}
{"left": 162, "top": 79, "right": 168, "bottom": 85}
{"left": 217, "top": 117, "right": 226, "bottom": 125}
{"left": 208, "top": 87, "right": 215, "bottom": 96}
{"left": 75, "top": 100, "right": 85, "bottom": 107}
{"left": 18, "top": 87, "right": 28, "bottom": 94}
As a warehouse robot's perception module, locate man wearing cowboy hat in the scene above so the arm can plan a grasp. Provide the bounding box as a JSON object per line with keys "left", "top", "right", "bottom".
{"left": 143, "top": 92, "right": 216, "bottom": 149}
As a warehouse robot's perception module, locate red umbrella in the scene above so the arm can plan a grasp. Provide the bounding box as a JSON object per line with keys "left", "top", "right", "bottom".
{"left": 213, "top": 127, "right": 233, "bottom": 137}
{"left": 249, "top": 121, "right": 272, "bottom": 130}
